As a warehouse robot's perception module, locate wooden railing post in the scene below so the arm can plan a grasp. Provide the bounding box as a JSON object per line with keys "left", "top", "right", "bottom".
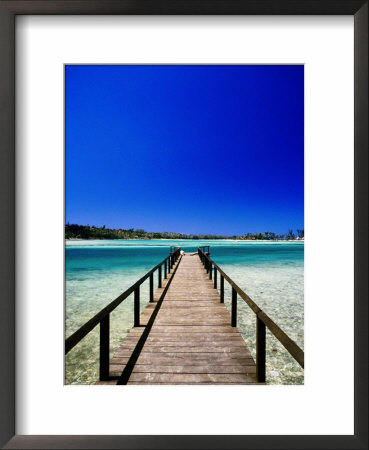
{"left": 149, "top": 273, "right": 154, "bottom": 303}
{"left": 164, "top": 259, "right": 167, "bottom": 279}
{"left": 99, "top": 314, "right": 110, "bottom": 381}
{"left": 209, "top": 261, "right": 212, "bottom": 280}
{"left": 134, "top": 286, "right": 140, "bottom": 327}
{"left": 220, "top": 275, "right": 224, "bottom": 303}
{"left": 158, "top": 265, "right": 162, "bottom": 288}
{"left": 256, "top": 316, "right": 266, "bottom": 382}
{"left": 231, "top": 287, "right": 237, "bottom": 327}
{"left": 214, "top": 267, "right": 217, "bottom": 289}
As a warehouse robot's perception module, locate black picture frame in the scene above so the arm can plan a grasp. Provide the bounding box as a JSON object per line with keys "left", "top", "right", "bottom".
{"left": 0, "top": 1, "right": 367, "bottom": 449}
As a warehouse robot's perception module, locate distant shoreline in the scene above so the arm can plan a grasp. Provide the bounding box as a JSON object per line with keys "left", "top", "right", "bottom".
{"left": 65, "top": 224, "right": 304, "bottom": 241}
{"left": 66, "top": 237, "right": 304, "bottom": 242}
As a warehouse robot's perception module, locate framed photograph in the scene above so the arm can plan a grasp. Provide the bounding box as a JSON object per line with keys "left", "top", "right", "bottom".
{"left": 0, "top": 1, "right": 367, "bottom": 449}
{"left": 63, "top": 62, "right": 305, "bottom": 388}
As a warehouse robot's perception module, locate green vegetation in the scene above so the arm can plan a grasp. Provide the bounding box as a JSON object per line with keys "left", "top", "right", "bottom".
{"left": 65, "top": 224, "right": 304, "bottom": 241}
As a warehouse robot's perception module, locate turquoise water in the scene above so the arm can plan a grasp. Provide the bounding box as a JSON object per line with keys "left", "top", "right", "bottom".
{"left": 65, "top": 240, "right": 304, "bottom": 385}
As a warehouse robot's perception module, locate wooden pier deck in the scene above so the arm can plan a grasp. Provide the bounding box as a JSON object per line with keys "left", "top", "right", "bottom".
{"left": 99, "top": 254, "right": 258, "bottom": 385}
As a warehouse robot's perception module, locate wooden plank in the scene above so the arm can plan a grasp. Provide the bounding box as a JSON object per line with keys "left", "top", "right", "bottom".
{"left": 129, "top": 332, "right": 241, "bottom": 338}
{"left": 138, "top": 346, "right": 251, "bottom": 353}
{"left": 131, "top": 365, "right": 257, "bottom": 374}
{"left": 140, "top": 326, "right": 239, "bottom": 333}
{"left": 112, "top": 355, "right": 255, "bottom": 365}
{"left": 124, "top": 332, "right": 244, "bottom": 339}
{"left": 127, "top": 373, "right": 257, "bottom": 383}
{"left": 121, "top": 338, "right": 244, "bottom": 352}
{"left": 143, "top": 336, "right": 246, "bottom": 343}
{"left": 128, "top": 382, "right": 261, "bottom": 385}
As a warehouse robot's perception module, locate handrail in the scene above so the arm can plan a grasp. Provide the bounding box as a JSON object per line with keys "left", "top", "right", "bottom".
{"left": 65, "top": 247, "right": 181, "bottom": 381}
{"left": 65, "top": 257, "right": 163, "bottom": 353}
{"left": 198, "top": 245, "right": 210, "bottom": 255}
{"left": 198, "top": 247, "right": 304, "bottom": 382}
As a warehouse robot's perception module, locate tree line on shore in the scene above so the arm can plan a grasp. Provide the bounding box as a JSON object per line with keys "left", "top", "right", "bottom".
{"left": 65, "top": 224, "right": 304, "bottom": 241}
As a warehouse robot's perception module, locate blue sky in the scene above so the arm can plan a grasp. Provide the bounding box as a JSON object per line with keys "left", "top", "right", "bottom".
{"left": 65, "top": 65, "right": 304, "bottom": 235}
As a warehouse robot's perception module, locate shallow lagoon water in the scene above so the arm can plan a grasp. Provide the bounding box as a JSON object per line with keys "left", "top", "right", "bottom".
{"left": 65, "top": 239, "right": 304, "bottom": 385}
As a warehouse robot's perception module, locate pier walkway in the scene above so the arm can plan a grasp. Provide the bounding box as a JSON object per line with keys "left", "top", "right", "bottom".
{"left": 65, "top": 246, "right": 304, "bottom": 385}
{"left": 103, "top": 254, "right": 257, "bottom": 385}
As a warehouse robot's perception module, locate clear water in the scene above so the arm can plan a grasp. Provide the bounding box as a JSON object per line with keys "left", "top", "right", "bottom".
{"left": 65, "top": 239, "right": 304, "bottom": 385}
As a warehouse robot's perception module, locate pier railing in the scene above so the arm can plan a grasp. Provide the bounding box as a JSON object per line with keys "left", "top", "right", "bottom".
{"left": 198, "top": 247, "right": 304, "bottom": 382}
{"left": 65, "top": 247, "right": 181, "bottom": 381}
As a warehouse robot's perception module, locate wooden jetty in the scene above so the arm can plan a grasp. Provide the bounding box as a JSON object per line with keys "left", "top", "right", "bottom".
{"left": 65, "top": 246, "right": 304, "bottom": 385}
